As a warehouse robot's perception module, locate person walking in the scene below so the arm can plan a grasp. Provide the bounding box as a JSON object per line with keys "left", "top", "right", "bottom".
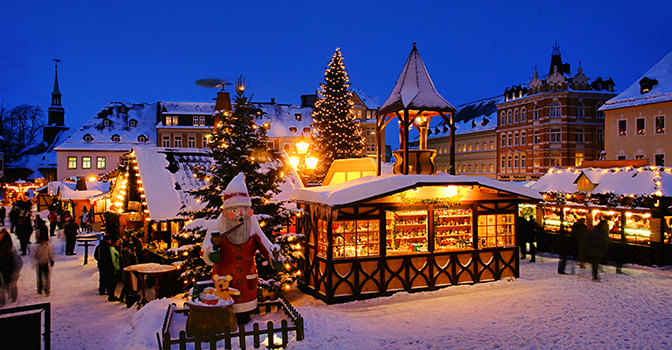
{"left": 16, "top": 211, "right": 32, "bottom": 256}
{"left": 32, "top": 230, "right": 54, "bottom": 296}
{"left": 557, "top": 227, "right": 569, "bottom": 274}
{"left": 585, "top": 217, "right": 610, "bottom": 281}
{"left": 94, "top": 235, "right": 120, "bottom": 301}
{"left": 9, "top": 206, "right": 19, "bottom": 233}
{"left": 0, "top": 228, "right": 23, "bottom": 306}
{"left": 64, "top": 218, "right": 79, "bottom": 256}
{"left": 570, "top": 218, "right": 588, "bottom": 269}
{"left": 47, "top": 208, "right": 59, "bottom": 237}
{"left": 0, "top": 205, "right": 6, "bottom": 226}
{"left": 79, "top": 207, "right": 89, "bottom": 232}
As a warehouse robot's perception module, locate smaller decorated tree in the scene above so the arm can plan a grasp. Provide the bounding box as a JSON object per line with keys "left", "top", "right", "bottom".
{"left": 311, "top": 48, "right": 366, "bottom": 182}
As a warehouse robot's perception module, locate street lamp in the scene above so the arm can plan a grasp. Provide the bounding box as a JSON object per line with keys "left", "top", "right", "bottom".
{"left": 289, "top": 134, "right": 318, "bottom": 185}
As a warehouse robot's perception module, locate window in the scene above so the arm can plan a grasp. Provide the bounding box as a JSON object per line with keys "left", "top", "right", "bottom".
{"left": 468, "top": 165, "right": 472, "bottom": 173}
{"left": 295, "top": 113, "right": 302, "bottom": 121}
{"left": 483, "top": 142, "right": 487, "bottom": 150}
{"left": 507, "top": 155, "right": 512, "bottom": 168}
{"left": 533, "top": 105, "right": 540, "bottom": 120}
{"left": 514, "top": 109, "right": 519, "bottom": 123}
{"left": 618, "top": 120, "right": 627, "bottom": 136}
{"left": 501, "top": 134, "right": 506, "bottom": 147}
{"left": 83, "top": 134, "right": 93, "bottom": 142}
{"left": 501, "top": 156, "right": 506, "bottom": 168}
{"left": 475, "top": 142, "right": 480, "bottom": 151}
{"left": 103, "top": 119, "right": 111, "bottom": 127}
{"left": 575, "top": 129, "right": 584, "bottom": 142}
{"left": 507, "top": 110, "right": 512, "bottom": 124}
{"left": 129, "top": 119, "right": 137, "bottom": 128}
{"left": 481, "top": 164, "right": 485, "bottom": 172}
{"left": 162, "top": 135, "right": 170, "bottom": 147}
{"left": 576, "top": 103, "right": 585, "bottom": 118}
{"left": 534, "top": 130, "right": 540, "bottom": 144}
{"left": 137, "top": 135, "right": 148, "bottom": 143}
{"left": 656, "top": 116, "right": 665, "bottom": 134}
{"left": 597, "top": 128, "right": 604, "bottom": 143}
{"left": 188, "top": 136, "right": 196, "bottom": 148}
{"left": 67, "top": 157, "right": 77, "bottom": 169}
{"left": 490, "top": 141, "right": 495, "bottom": 150}
{"left": 97, "top": 157, "right": 106, "bottom": 169}
{"left": 111, "top": 134, "right": 120, "bottom": 142}
{"left": 165, "top": 116, "right": 178, "bottom": 126}
{"left": 500, "top": 112, "right": 506, "bottom": 126}
{"left": 514, "top": 132, "right": 519, "bottom": 146}
{"left": 655, "top": 154, "right": 665, "bottom": 166}
{"left": 521, "top": 108, "right": 526, "bottom": 122}
{"left": 193, "top": 116, "right": 205, "bottom": 126}
{"left": 478, "top": 214, "right": 515, "bottom": 248}
{"left": 635, "top": 154, "right": 645, "bottom": 160}
{"left": 551, "top": 151, "right": 562, "bottom": 166}
{"left": 174, "top": 136, "right": 182, "bottom": 148}
{"left": 521, "top": 155, "right": 526, "bottom": 168}
{"left": 514, "top": 155, "right": 519, "bottom": 168}
{"left": 636, "top": 118, "right": 646, "bottom": 135}
{"left": 550, "top": 102, "right": 562, "bottom": 118}
{"left": 521, "top": 131, "right": 527, "bottom": 145}
{"left": 618, "top": 155, "right": 627, "bottom": 160}
{"left": 490, "top": 164, "right": 494, "bottom": 172}
{"left": 458, "top": 144, "right": 462, "bottom": 152}
{"left": 550, "top": 128, "right": 561, "bottom": 142}
{"left": 82, "top": 157, "right": 91, "bottom": 169}
{"left": 468, "top": 143, "right": 472, "bottom": 151}
{"left": 533, "top": 153, "right": 540, "bottom": 168}
{"left": 575, "top": 153, "right": 584, "bottom": 166}
{"left": 203, "top": 136, "right": 209, "bottom": 148}
{"left": 596, "top": 103, "right": 605, "bottom": 118}
{"left": 507, "top": 133, "right": 512, "bottom": 146}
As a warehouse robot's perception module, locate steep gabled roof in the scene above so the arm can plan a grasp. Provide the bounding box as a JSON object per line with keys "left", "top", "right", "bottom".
{"left": 378, "top": 44, "right": 455, "bottom": 115}
{"left": 600, "top": 49, "right": 672, "bottom": 111}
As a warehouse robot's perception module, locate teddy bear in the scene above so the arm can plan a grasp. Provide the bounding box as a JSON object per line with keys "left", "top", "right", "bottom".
{"left": 212, "top": 274, "right": 241, "bottom": 302}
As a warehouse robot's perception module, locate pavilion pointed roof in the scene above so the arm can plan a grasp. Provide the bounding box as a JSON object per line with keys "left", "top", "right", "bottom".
{"left": 378, "top": 44, "right": 455, "bottom": 116}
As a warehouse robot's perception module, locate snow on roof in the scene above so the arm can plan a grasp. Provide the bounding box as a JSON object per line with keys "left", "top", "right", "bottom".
{"left": 289, "top": 173, "right": 542, "bottom": 207}
{"left": 43, "top": 180, "right": 110, "bottom": 200}
{"left": 253, "top": 103, "right": 314, "bottom": 138}
{"left": 378, "top": 45, "right": 456, "bottom": 115}
{"left": 532, "top": 166, "right": 672, "bottom": 197}
{"left": 159, "top": 101, "right": 214, "bottom": 115}
{"left": 600, "top": 50, "right": 672, "bottom": 111}
{"left": 55, "top": 102, "right": 157, "bottom": 151}
{"left": 429, "top": 96, "right": 501, "bottom": 139}
{"left": 9, "top": 126, "right": 75, "bottom": 171}
{"left": 352, "top": 89, "right": 380, "bottom": 109}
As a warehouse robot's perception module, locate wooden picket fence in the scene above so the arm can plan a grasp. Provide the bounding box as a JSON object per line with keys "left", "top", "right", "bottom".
{"left": 157, "top": 296, "right": 304, "bottom": 349}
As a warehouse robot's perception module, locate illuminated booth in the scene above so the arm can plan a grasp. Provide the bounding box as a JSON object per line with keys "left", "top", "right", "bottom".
{"left": 290, "top": 174, "right": 542, "bottom": 304}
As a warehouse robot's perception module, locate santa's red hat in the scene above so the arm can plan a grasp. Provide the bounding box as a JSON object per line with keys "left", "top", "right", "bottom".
{"left": 222, "top": 173, "right": 251, "bottom": 209}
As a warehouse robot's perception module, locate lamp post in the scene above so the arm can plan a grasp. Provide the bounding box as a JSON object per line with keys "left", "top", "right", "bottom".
{"left": 289, "top": 134, "right": 318, "bottom": 186}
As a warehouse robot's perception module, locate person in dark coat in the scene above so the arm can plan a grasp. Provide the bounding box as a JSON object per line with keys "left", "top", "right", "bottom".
{"left": 570, "top": 218, "right": 588, "bottom": 269}
{"left": 584, "top": 217, "right": 610, "bottom": 281}
{"left": 9, "top": 207, "right": 19, "bottom": 233}
{"left": 16, "top": 211, "right": 33, "bottom": 256}
{"left": 64, "top": 218, "right": 79, "bottom": 256}
{"left": 0, "top": 228, "right": 22, "bottom": 307}
{"left": 94, "top": 235, "right": 120, "bottom": 301}
{"left": 0, "top": 205, "right": 6, "bottom": 226}
{"left": 557, "top": 227, "right": 569, "bottom": 274}
{"left": 520, "top": 216, "right": 537, "bottom": 262}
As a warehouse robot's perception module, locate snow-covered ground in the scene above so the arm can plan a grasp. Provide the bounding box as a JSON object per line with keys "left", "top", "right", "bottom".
{"left": 3, "top": 212, "right": 672, "bottom": 349}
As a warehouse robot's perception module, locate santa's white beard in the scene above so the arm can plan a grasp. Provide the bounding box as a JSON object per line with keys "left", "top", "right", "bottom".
{"left": 218, "top": 213, "right": 252, "bottom": 245}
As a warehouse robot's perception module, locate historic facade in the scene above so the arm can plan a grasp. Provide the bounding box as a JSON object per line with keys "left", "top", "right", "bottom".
{"left": 496, "top": 43, "right": 617, "bottom": 181}
{"left": 600, "top": 49, "right": 672, "bottom": 166}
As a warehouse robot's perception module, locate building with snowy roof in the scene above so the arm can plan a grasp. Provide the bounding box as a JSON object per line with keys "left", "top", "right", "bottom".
{"left": 599, "top": 49, "right": 672, "bottom": 167}
{"left": 496, "top": 42, "right": 617, "bottom": 182}
{"left": 428, "top": 96, "right": 502, "bottom": 178}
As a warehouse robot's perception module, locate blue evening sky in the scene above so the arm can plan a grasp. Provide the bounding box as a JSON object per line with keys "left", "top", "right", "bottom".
{"left": 2, "top": 1, "right": 671, "bottom": 150}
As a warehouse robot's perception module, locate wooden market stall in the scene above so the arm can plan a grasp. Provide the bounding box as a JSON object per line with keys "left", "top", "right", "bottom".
{"left": 289, "top": 173, "right": 542, "bottom": 304}
{"left": 529, "top": 167, "right": 672, "bottom": 266}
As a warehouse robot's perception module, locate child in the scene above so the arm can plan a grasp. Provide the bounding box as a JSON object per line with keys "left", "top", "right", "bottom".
{"left": 33, "top": 230, "right": 55, "bottom": 296}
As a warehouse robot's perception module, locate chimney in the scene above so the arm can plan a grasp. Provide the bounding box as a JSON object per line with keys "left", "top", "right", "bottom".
{"left": 270, "top": 98, "right": 276, "bottom": 104}
{"left": 215, "top": 90, "right": 232, "bottom": 112}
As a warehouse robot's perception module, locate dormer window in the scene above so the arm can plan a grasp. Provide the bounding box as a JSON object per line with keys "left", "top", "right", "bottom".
{"left": 111, "top": 134, "right": 120, "bottom": 142}
{"left": 289, "top": 127, "right": 298, "bottom": 133}
{"left": 295, "top": 113, "right": 302, "bottom": 121}
{"left": 103, "top": 119, "right": 111, "bottom": 127}
{"left": 119, "top": 106, "right": 127, "bottom": 113}
{"left": 165, "top": 116, "right": 178, "bottom": 126}
{"left": 303, "top": 127, "right": 311, "bottom": 134}
{"left": 137, "top": 134, "right": 148, "bottom": 143}
{"left": 640, "top": 77, "right": 658, "bottom": 94}
{"left": 129, "top": 119, "right": 137, "bottom": 128}
{"left": 83, "top": 134, "right": 93, "bottom": 142}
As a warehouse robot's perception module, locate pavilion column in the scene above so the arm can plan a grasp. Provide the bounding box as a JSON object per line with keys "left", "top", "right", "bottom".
{"left": 403, "top": 110, "right": 410, "bottom": 175}
{"left": 450, "top": 112, "right": 456, "bottom": 175}
{"left": 376, "top": 116, "right": 382, "bottom": 176}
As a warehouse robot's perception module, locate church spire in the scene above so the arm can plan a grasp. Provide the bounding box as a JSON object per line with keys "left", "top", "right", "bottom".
{"left": 51, "top": 57, "right": 62, "bottom": 106}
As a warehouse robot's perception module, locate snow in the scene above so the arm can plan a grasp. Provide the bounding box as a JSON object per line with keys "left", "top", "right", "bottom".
{"left": 289, "top": 173, "right": 542, "bottom": 207}
{"left": 6, "top": 209, "right": 672, "bottom": 350}
{"left": 600, "top": 49, "right": 672, "bottom": 111}
{"left": 378, "top": 45, "right": 456, "bottom": 115}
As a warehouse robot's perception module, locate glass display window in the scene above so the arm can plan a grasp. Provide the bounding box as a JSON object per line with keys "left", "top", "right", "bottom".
{"left": 518, "top": 203, "right": 536, "bottom": 221}
{"left": 478, "top": 214, "right": 515, "bottom": 248}
{"left": 563, "top": 207, "right": 588, "bottom": 231}
{"left": 592, "top": 210, "right": 622, "bottom": 241}
{"left": 332, "top": 219, "right": 380, "bottom": 258}
{"left": 543, "top": 207, "right": 562, "bottom": 232}
{"left": 316, "top": 218, "right": 329, "bottom": 258}
{"left": 624, "top": 212, "right": 651, "bottom": 244}
{"left": 664, "top": 216, "right": 672, "bottom": 244}
{"left": 386, "top": 210, "right": 428, "bottom": 255}
{"left": 434, "top": 208, "right": 473, "bottom": 251}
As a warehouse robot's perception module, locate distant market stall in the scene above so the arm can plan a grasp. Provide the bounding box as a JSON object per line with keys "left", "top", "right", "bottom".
{"left": 289, "top": 173, "right": 542, "bottom": 304}
{"left": 528, "top": 166, "right": 672, "bottom": 266}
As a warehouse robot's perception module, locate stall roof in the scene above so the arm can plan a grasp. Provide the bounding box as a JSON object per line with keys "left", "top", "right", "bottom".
{"left": 289, "top": 173, "right": 542, "bottom": 207}
{"left": 531, "top": 167, "right": 672, "bottom": 196}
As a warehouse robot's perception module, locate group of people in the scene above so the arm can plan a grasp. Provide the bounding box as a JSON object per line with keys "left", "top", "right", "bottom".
{"left": 557, "top": 216, "right": 613, "bottom": 280}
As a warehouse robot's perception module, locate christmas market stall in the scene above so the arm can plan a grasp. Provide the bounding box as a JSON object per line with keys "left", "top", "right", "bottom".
{"left": 289, "top": 173, "right": 542, "bottom": 304}
{"left": 529, "top": 166, "right": 672, "bottom": 266}
{"left": 36, "top": 179, "right": 110, "bottom": 225}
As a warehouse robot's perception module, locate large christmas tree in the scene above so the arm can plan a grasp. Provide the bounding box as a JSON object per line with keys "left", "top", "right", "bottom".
{"left": 311, "top": 48, "right": 365, "bottom": 181}
{"left": 175, "top": 78, "right": 304, "bottom": 298}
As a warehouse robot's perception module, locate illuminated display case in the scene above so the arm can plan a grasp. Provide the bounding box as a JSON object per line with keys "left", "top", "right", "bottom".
{"left": 478, "top": 214, "right": 515, "bottom": 248}
{"left": 562, "top": 207, "right": 588, "bottom": 230}
{"left": 624, "top": 212, "right": 651, "bottom": 244}
{"left": 434, "top": 208, "right": 473, "bottom": 251}
{"left": 543, "top": 207, "right": 562, "bottom": 232}
{"left": 386, "top": 210, "right": 428, "bottom": 254}
{"left": 592, "top": 209, "right": 623, "bottom": 241}
{"left": 332, "top": 219, "right": 380, "bottom": 258}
